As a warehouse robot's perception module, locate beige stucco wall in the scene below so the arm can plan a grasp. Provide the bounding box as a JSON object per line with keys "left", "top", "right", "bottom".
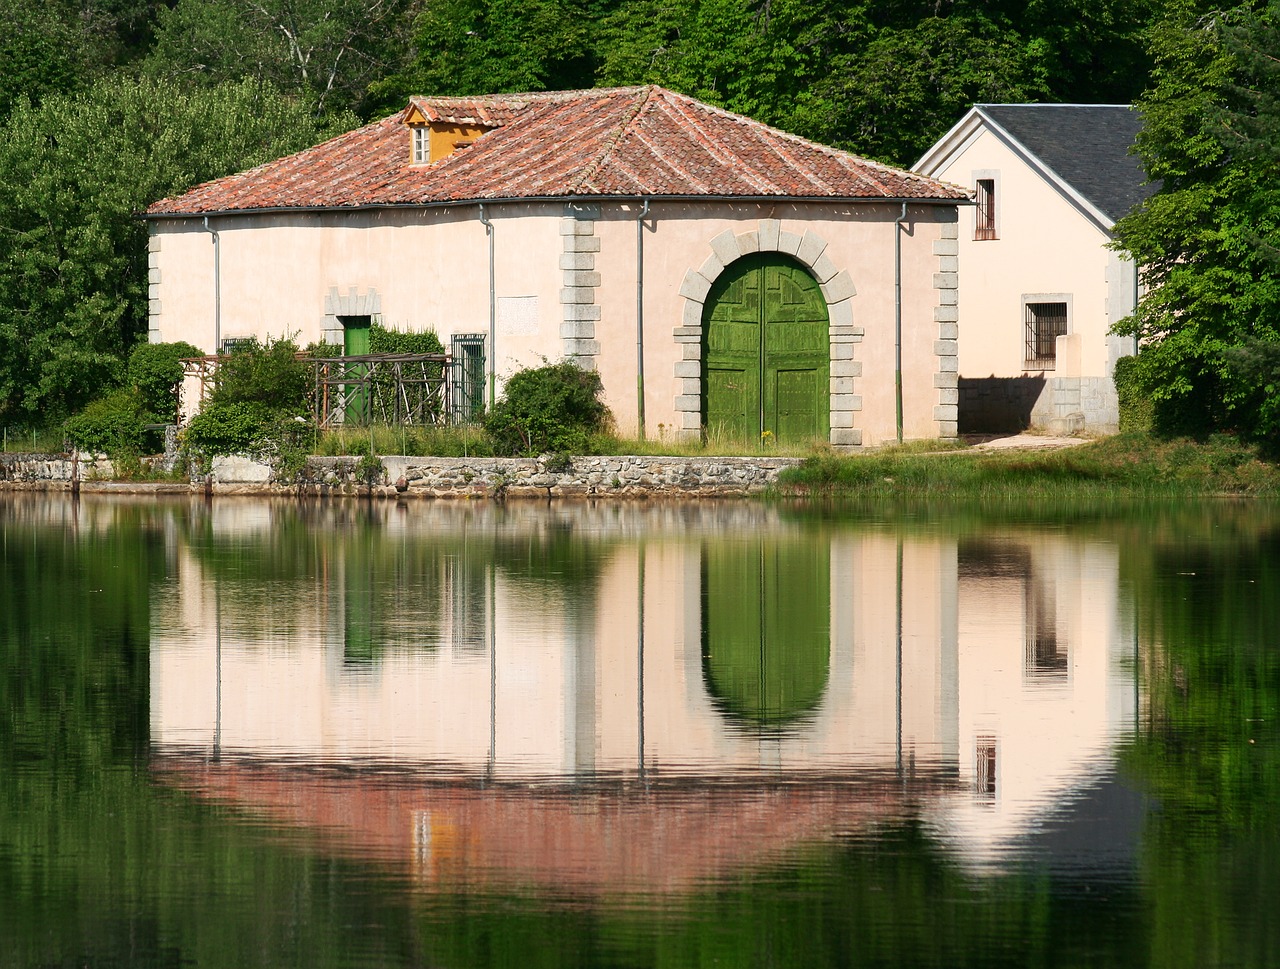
{"left": 149, "top": 198, "right": 958, "bottom": 447}
{"left": 927, "top": 127, "right": 1126, "bottom": 381}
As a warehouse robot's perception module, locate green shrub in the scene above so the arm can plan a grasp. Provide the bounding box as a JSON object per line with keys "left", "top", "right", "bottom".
{"left": 208, "top": 335, "right": 311, "bottom": 414}
{"left": 128, "top": 341, "right": 201, "bottom": 423}
{"left": 484, "top": 361, "right": 610, "bottom": 456}
{"left": 183, "top": 401, "right": 272, "bottom": 455}
{"left": 63, "top": 389, "right": 144, "bottom": 454}
{"left": 369, "top": 324, "right": 444, "bottom": 356}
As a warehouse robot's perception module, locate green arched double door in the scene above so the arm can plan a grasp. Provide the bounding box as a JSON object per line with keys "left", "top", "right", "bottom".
{"left": 702, "top": 253, "right": 830, "bottom": 443}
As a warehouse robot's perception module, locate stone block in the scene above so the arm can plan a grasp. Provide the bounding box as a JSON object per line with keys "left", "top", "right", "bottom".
{"left": 933, "top": 272, "right": 958, "bottom": 291}
{"left": 675, "top": 394, "right": 701, "bottom": 413}
{"left": 699, "top": 252, "right": 725, "bottom": 282}
{"left": 938, "top": 287, "right": 958, "bottom": 306}
{"left": 821, "top": 270, "right": 856, "bottom": 303}
{"left": 830, "top": 359, "right": 862, "bottom": 378}
{"left": 831, "top": 410, "right": 855, "bottom": 428}
{"left": 737, "top": 230, "right": 760, "bottom": 254}
{"left": 560, "top": 321, "right": 595, "bottom": 340}
{"left": 683, "top": 342, "right": 702, "bottom": 361}
{"left": 680, "top": 376, "right": 701, "bottom": 395}
{"left": 710, "top": 229, "right": 741, "bottom": 266}
{"left": 831, "top": 393, "right": 861, "bottom": 411}
{"left": 679, "top": 270, "right": 712, "bottom": 303}
{"left": 797, "top": 230, "right": 829, "bottom": 266}
{"left": 560, "top": 252, "right": 595, "bottom": 270}
{"left": 937, "top": 387, "right": 959, "bottom": 405}
{"left": 937, "top": 420, "right": 959, "bottom": 439}
{"left": 832, "top": 342, "right": 855, "bottom": 360}
{"left": 560, "top": 217, "right": 595, "bottom": 236}
{"left": 934, "top": 304, "right": 959, "bottom": 323}
{"left": 933, "top": 404, "right": 958, "bottom": 422}
{"left": 810, "top": 252, "right": 839, "bottom": 283}
{"left": 830, "top": 427, "right": 862, "bottom": 447}
{"left": 937, "top": 255, "right": 959, "bottom": 273}
{"left": 937, "top": 355, "right": 959, "bottom": 373}
{"left": 934, "top": 339, "right": 958, "bottom": 357}
{"left": 932, "top": 238, "right": 959, "bottom": 256}
{"left": 563, "top": 235, "right": 601, "bottom": 253}
{"left": 149, "top": 298, "right": 162, "bottom": 316}
{"left": 682, "top": 299, "right": 703, "bottom": 327}
{"left": 148, "top": 267, "right": 161, "bottom": 285}
{"left": 563, "top": 270, "right": 601, "bottom": 288}
{"left": 937, "top": 323, "right": 959, "bottom": 341}
{"left": 560, "top": 287, "right": 595, "bottom": 304}
{"left": 563, "top": 303, "right": 602, "bottom": 321}
{"left": 778, "top": 230, "right": 802, "bottom": 256}
{"left": 940, "top": 219, "right": 959, "bottom": 239}
{"left": 758, "top": 219, "right": 781, "bottom": 251}
{"left": 828, "top": 299, "right": 854, "bottom": 328}
{"left": 673, "top": 326, "right": 701, "bottom": 342}
{"left": 674, "top": 360, "right": 700, "bottom": 378}
{"left": 564, "top": 339, "right": 600, "bottom": 356}
{"left": 148, "top": 233, "right": 162, "bottom": 252}
{"left": 831, "top": 376, "right": 856, "bottom": 395}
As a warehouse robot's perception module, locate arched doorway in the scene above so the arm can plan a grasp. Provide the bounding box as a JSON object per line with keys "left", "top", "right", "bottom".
{"left": 702, "top": 253, "right": 829, "bottom": 442}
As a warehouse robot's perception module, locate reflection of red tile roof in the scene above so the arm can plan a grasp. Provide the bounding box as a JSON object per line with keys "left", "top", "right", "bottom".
{"left": 147, "top": 86, "right": 968, "bottom": 215}
{"left": 154, "top": 754, "right": 951, "bottom": 895}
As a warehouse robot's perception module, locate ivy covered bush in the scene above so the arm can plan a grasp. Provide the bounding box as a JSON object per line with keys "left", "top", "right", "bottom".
{"left": 484, "top": 361, "right": 611, "bottom": 456}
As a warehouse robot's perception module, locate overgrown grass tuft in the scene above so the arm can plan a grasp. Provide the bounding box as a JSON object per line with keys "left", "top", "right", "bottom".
{"left": 781, "top": 432, "right": 1280, "bottom": 499}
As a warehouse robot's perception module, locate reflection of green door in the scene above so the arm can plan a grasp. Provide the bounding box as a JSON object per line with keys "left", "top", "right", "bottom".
{"left": 701, "top": 539, "right": 830, "bottom": 728}
{"left": 703, "top": 254, "right": 829, "bottom": 443}
{"left": 342, "top": 316, "right": 370, "bottom": 424}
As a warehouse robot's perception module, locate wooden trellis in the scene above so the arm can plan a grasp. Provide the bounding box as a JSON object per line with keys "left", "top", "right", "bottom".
{"left": 180, "top": 352, "right": 475, "bottom": 428}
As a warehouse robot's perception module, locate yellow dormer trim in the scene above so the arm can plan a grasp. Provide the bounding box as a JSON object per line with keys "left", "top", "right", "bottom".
{"left": 404, "top": 105, "right": 429, "bottom": 127}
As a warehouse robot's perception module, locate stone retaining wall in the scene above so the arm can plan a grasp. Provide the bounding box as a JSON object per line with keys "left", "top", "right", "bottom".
{"left": 0, "top": 453, "right": 801, "bottom": 499}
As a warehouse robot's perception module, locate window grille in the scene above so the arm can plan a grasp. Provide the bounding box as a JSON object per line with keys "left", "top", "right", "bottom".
{"left": 1024, "top": 301, "right": 1068, "bottom": 369}
{"left": 975, "top": 178, "right": 997, "bottom": 240}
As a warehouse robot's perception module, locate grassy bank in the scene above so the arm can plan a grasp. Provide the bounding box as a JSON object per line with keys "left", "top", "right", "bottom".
{"left": 779, "top": 433, "right": 1280, "bottom": 499}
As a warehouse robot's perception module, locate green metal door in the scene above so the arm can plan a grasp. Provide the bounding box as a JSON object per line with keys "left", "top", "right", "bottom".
{"left": 703, "top": 254, "right": 828, "bottom": 443}
{"left": 341, "top": 316, "right": 371, "bottom": 424}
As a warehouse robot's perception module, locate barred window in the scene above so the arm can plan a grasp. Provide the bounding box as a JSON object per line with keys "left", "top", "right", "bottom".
{"left": 975, "top": 178, "right": 997, "bottom": 240}
{"left": 1024, "top": 301, "right": 1068, "bottom": 369}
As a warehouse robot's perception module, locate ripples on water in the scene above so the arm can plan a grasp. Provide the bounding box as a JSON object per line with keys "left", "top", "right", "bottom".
{"left": 2, "top": 495, "right": 1277, "bottom": 967}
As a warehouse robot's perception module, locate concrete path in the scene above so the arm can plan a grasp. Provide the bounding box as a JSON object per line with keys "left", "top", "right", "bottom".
{"left": 964, "top": 433, "right": 1092, "bottom": 451}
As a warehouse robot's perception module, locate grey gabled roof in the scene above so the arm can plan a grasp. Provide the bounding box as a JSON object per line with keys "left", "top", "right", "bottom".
{"left": 977, "top": 104, "right": 1153, "bottom": 223}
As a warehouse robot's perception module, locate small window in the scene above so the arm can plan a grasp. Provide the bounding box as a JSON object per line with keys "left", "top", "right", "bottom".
{"left": 411, "top": 126, "right": 429, "bottom": 164}
{"left": 975, "top": 736, "right": 997, "bottom": 799}
{"left": 1024, "top": 301, "right": 1068, "bottom": 369}
{"left": 975, "top": 178, "right": 997, "bottom": 240}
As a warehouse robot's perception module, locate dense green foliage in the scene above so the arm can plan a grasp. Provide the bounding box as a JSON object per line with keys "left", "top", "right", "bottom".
{"left": 484, "top": 361, "right": 611, "bottom": 455}
{"left": 0, "top": 77, "right": 349, "bottom": 423}
{"left": 62, "top": 389, "right": 146, "bottom": 454}
{"left": 128, "top": 340, "right": 202, "bottom": 424}
{"left": 1112, "top": 1, "right": 1280, "bottom": 441}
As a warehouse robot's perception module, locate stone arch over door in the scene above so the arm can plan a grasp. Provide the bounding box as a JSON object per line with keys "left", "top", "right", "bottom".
{"left": 675, "top": 219, "right": 864, "bottom": 448}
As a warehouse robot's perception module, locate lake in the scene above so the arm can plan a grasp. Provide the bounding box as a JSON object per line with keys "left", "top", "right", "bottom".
{"left": 2, "top": 494, "right": 1277, "bottom": 968}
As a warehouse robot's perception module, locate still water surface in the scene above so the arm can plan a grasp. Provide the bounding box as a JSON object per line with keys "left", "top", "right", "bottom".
{"left": 2, "top": 495, "right": 1277, "bottom": 967}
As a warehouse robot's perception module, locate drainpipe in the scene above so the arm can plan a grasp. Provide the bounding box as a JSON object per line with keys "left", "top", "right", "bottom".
{"left": 636, "top": 199, "right": 650, "bottom": 438}
{"left": 479, "top": 203, "right": 496, "bottom": 409}
{"left": 895, "top": 203, "right": 907, "bottom": 444}
{"left": 201, "top": 217, "right": 221, "bottom": 353}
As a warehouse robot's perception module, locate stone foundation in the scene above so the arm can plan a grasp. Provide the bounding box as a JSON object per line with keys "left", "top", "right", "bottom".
{"left": 1, "top": 453, "right": 801, "bottom": 499}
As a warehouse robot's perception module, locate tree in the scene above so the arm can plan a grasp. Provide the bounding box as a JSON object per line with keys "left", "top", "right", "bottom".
{"left": 0, "top": 76, "right": 352, "bottom": 423}
{"left": 1112, "top": 1, "right": 1280, "bottom": 439}
{"left": 145, "top": 0, "right": 416, "bottom": 117}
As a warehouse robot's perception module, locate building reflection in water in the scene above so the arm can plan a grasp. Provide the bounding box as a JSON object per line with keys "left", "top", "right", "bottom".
{"left": 148, "top": 502, "right": 1139, "bottom": 892}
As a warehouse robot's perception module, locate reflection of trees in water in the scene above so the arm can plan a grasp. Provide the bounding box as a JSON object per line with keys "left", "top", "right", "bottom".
{"left": 178, "top": 503, "right": 613, "bottom": 665}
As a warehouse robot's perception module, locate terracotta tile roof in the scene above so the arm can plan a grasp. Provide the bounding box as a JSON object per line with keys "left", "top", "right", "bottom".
{"left": 148, "top": 87, "right": 968, "bottom": 215}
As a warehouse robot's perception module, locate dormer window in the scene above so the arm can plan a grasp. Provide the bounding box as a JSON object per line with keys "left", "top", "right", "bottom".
{"left": 404, "top": 101, "right": 497, "bottom": 164}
